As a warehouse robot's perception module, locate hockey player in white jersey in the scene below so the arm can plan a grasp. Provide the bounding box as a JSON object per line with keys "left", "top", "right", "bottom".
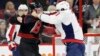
{"left": 32, "top": 1, "right": 85, "bottom": 56}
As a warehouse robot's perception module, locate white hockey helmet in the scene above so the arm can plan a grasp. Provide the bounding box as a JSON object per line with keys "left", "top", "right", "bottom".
{"left": 56, "top": 1, "right": 70, "bottom": 11}
{"left": 18, "top": 4, "right": 28, "bottom": 10}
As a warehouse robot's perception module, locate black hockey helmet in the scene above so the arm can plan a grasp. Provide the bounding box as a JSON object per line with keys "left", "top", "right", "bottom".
{"left": 29, "top": 2, "right": 42, "bottom": 10}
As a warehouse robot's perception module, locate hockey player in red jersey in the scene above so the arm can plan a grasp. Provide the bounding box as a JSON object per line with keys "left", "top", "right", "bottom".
{"left": 6, "top": 4, "right": 43, "bottom": 56}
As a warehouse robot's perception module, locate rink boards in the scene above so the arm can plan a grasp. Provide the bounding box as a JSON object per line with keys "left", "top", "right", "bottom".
{"left": 0, "top": 44, "right": 99, "bottom": 56}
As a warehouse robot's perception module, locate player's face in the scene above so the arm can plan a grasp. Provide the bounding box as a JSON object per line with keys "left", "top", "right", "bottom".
{"left": 18, "top": 9, "right": 24, "bottom": 16}
{"left": 23, "top": 9, "right": 28, "bottom": 15}
{"left": 18, "top": 9, "right": 28, "bottom": 16}
{"left": 35, "top": 8, "right": 43, "bottom": 14}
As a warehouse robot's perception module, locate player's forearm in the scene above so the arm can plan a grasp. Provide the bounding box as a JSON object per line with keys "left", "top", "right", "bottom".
{"left": 6, "top": 24, "right": 16, "bottom": 42}
{"left": 39, "top": 13, "right": 60, "bottom": 24}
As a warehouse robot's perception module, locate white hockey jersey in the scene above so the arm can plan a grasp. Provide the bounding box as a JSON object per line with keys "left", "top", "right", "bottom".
{"left": 38, "top": 10, "right": 84, "bottom": 41}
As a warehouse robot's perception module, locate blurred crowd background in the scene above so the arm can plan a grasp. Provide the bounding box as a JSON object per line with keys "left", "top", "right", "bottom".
{"left": 83, "top": 0, "right": 100, "bottom": 34}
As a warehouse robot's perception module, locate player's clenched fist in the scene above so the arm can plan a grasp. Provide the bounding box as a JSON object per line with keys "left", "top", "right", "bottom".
{"left": 17, "top": 17, "right": 22, "bottom": 23}
{"left": 8, "top": 41, "right": 18, "bottom": 51}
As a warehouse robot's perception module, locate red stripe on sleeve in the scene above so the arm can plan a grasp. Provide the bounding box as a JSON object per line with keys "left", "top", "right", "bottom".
{"left": 9, "top": 25, "right": 15, "bottom": 41}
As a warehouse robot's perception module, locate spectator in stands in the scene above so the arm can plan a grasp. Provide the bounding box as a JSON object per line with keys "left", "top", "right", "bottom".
{"left": 66, "top": 0, "right": 79, "bottom": 18}
{"left": 66, "top": 0, "right": 74, "bottom": 8}
{"left": 82, "top": 0, "right": 91, "bottom": 33}
{"left": 83, "top": 0, "right": 100, "bottom": 33}
{"left": 4, "top": 1, "right": 16, "bottom": 21}
{"left": 0, "top": 19, "right": 7, "bottom": 44}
